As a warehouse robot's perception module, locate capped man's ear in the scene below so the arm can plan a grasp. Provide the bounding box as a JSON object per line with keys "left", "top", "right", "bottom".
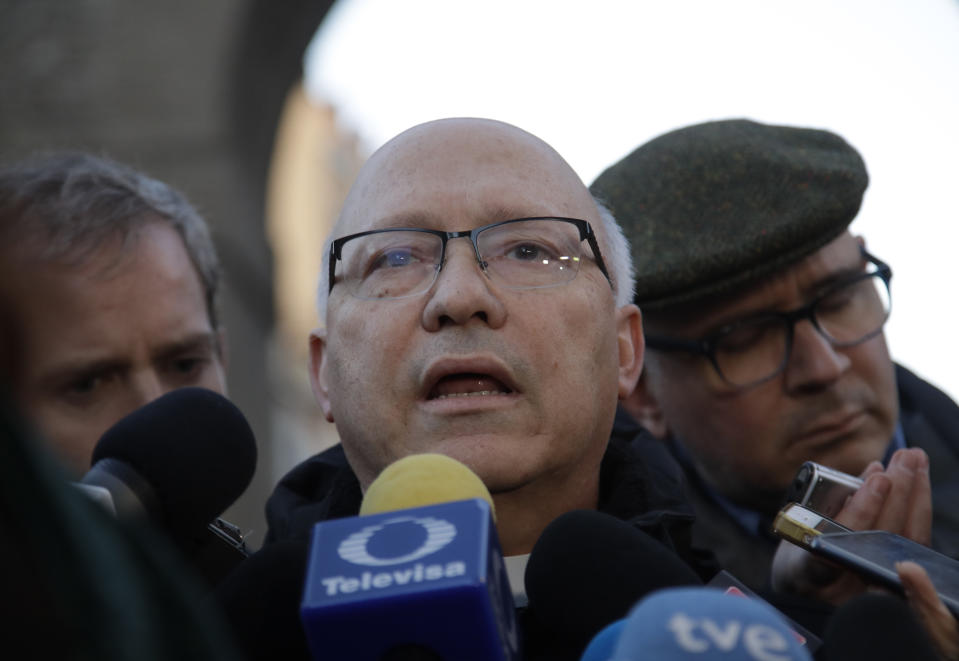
{"left": 621, "top": 371, "right": 669, "bottom": 439}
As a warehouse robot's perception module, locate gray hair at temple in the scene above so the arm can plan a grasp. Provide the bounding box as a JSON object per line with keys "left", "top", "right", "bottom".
{"left": 314, "top": 197, "right": 637, "bottom": 323}
{"left": 0, "top": 151, "right": 222, "bottom": 330}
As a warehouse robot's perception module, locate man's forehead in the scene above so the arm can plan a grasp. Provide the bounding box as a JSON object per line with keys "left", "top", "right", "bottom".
{"left": 337, "top": 118, "right": 596, "bottom": 234}
{"left": 649, "top": 231, "right": 863, "bottom": 333}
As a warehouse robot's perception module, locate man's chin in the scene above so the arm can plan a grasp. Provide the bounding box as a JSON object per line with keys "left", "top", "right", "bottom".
{"left": 728, "top": 483, "right": 791, "bottom": 516}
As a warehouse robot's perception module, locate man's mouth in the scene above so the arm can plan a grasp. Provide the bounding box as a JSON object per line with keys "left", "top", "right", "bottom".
{"left": 796, "top": 409, "right": 866, "bottom": 447}
{"left": 428, "top": 373, "right": 514, "bottom": 400}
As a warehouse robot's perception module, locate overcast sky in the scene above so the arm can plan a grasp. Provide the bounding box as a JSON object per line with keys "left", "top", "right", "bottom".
{"left": 304, "top": 0, "right": 959, "bottom": 402}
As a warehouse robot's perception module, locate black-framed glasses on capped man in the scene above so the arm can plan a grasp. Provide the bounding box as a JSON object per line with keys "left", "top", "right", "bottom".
{"left": 327, "top": 216, "right": 613, "bottom": 300}
{"left": 645, "top": 250, "right": 892, "bottom": 389}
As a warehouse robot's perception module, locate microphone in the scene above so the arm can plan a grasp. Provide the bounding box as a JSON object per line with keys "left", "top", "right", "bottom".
{"left": 299, "top": 453, "right": 520, "bottom": 660}
{"left": 358, "top": 451, "right": 494, "bottom": 516}
{"left": 78, "top": 387, "right": 257, "bottom": 584}
{"left": 524, "top": 509, "right": 702, "bottom": 656}
{"left": 820, "top": 592, "right": 939, "bottom": 661}
{"left": 213, "top": 540, "right": 313, "bottom": 661}
{"left": 609, "top": 587, "right": 811, "bottom": 660}
{"left": 706, "top": 571, "right": 821, "bottom": 654}
{"left": 579, "top": 619, "right": 625, "bottom": 661}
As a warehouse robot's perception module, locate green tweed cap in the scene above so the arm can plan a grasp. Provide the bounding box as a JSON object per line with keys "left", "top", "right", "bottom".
{"left": 590, "top": 119, "right": 868, "bottom": 310}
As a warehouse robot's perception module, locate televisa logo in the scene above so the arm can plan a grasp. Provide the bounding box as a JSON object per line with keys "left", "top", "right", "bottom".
{"left": 321, "top": 514, "right": 465, "bottom": 597}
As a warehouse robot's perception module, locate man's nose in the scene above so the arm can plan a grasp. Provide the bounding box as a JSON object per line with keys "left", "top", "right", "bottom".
{"left": 783, "top": 319, "right": 850, "bottom": 391}
{"left": 421, "top": 240, "right": 507, "bottom": 331}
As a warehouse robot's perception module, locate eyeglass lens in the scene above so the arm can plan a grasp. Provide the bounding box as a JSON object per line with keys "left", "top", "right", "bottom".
{"left": 712, "top": 272, "right": 891, "bottom": 387}
{"left": 336, "top": 219, "right": 587, "bottom": 300}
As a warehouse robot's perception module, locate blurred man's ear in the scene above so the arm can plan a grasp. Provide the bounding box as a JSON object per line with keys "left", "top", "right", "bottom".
{"left": 308, "top": 329, "right": 335, "bottom": 423}
{"left": 622, "top": 372, "right": 669, "bottom": 439}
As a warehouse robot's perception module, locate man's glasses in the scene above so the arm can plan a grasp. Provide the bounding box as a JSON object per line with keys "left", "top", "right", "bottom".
{"left": 327, "top": 217, "right": 612, "bottom": 299}
{"left": 645, "top": 250, "right": 892, "bottom": 389}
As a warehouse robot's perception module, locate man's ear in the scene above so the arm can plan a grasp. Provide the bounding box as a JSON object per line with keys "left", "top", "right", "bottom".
{"left": 622, "top": 371, "right": 669, "bottom": 439}
{"left": 616, "top": 303, "right": 645, "bottom": 399}
{"left": 308, "top": 328, "right": 335, "bottom": 423}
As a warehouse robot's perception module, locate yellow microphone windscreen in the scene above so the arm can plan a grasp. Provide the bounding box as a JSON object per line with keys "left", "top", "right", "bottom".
{"left": 360, "top": 453, "right": 495, "bottom": 520}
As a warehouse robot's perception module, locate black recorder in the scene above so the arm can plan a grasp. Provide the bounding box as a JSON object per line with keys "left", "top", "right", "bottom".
{"left": 784, "top": 461, "right": 863, "bottom": 518}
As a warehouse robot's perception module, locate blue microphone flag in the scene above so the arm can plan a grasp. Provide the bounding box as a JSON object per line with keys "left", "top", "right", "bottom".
{"left": 610, "top": 587, "right": 811, "bottom": 660}
{"left": 300, "top": 498, "right": 520, "bottom": 660}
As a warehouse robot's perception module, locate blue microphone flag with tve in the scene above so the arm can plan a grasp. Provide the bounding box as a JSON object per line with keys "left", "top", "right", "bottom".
{"left": 300, "top": 498, "right": 520, "bottom": 661}
{"left": 610, "top": 587, "right": 811, "bottom": 661}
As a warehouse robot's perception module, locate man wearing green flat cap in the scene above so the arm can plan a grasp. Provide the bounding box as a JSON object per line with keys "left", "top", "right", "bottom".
{"left": 591, "top": 119, "right": 959, "bottom": 595}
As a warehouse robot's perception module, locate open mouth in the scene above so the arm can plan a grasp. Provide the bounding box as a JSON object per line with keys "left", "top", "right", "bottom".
{"left": 428, "top": 373, "right": 514, "bottom": 400}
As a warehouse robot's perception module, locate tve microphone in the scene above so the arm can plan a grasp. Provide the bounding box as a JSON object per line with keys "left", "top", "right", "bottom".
{"left": 610, "top": 587, "right": 811, "bottom": 660}
{"left": 820, "top": 592, "right": 939, "bottom": 661}
{"left": 579, "top": 619, "right": 625, "bottom": 661}
{"left": 78, "top": 387, "right": 257, "bottom": 584}
{"left": 300, "top": 453, "right": 520, "bottom": 661}
{"left": 706, "top": 571, "right": 820, "bottom": 654}
{"left": 524, "top": 509, "right": 702, "bottom": 656}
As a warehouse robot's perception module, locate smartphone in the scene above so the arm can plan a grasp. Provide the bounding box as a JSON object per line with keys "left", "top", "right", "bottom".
{"left": 812, "top": 532, "right": 959, "bottom": 617}
{"left": 784, "top": 461, "right": 863, "bottom": 518}
{"left": 774, "top": 503, "right": 959, "bottom": 618}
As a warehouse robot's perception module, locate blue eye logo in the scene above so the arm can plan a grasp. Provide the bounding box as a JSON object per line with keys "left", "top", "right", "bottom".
{"left": 337, "top": 515, "right": 457, "bottom": 566}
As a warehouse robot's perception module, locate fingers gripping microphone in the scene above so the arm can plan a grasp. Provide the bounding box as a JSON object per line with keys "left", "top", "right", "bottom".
{"left": 299, "top": 453, "right": 520, "bottom": 661}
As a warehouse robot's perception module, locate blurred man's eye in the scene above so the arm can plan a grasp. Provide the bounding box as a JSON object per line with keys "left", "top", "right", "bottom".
{"left": 67, "top": 375, "right": 101, "bottom": 395}
{"left": 58, "top": 372, "right": 112, "bottom": 406}
{"left": 174, "top": 358, "right": 198, "bottom": 373}
{"left": 170, "top": 355, "right": 208, "bottom": 378}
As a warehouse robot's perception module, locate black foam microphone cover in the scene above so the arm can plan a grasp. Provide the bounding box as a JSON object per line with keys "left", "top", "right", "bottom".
{"left": 524, "top": 509, "right": 702, "bottom": 654}
{"left": 821, "top": 592, "right": 939, "bottom": 660}
{"left": 91, "top": 386, "right": 257, "bottom": 538}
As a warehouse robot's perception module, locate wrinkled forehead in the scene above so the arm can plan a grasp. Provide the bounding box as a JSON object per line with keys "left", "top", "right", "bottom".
{"left": 335, "top": 119, "right": 600, "bottom": 236}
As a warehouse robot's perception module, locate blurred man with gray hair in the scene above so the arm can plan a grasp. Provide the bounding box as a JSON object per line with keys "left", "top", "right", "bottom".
{"left": 0, "top": 151, "right": 228, "bottom": 477}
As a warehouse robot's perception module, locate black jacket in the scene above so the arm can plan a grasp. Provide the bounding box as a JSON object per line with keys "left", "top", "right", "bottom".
{"left": 263, "top": 413, "right": 716, "bottom": 660}
{"left": 265, "top": 410, "right": 711, "bottom": 576}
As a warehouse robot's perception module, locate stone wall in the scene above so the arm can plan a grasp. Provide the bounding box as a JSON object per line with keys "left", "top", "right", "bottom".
{"left": 0, "top": 0, "right": 336, "bottom": 547}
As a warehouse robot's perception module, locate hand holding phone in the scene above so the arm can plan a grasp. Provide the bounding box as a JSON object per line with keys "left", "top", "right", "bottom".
{"left": 773, "top": 502, "right": 959, "bottom": 618}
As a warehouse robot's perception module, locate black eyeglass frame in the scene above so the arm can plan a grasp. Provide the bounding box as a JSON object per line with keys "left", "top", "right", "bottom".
{"left": 327, "top": 216, "right": 613, "bottom": 296}
{"left": 644, "top": 249, "right": 893, "bottom": 389}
